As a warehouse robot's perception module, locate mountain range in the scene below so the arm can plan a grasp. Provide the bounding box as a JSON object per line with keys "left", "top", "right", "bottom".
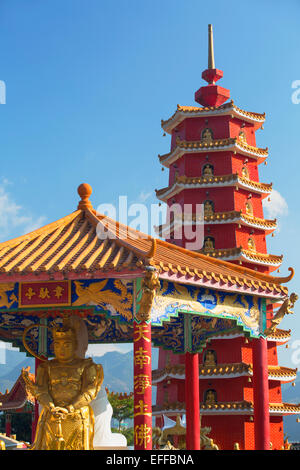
{"left": 0, "top": 346, "right": 159, "bottom": 396}
{"left": 0, "top": 347, "right": 299, "bottom": 442}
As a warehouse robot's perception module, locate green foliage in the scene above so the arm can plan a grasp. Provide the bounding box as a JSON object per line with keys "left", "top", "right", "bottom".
{"left": 107, "top": 392, "right": 134, "bottom": 431}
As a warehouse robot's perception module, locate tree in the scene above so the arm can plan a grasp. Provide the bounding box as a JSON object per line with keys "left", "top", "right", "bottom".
{"left": 107, "top": 391, "right": 134, "bottom": 431}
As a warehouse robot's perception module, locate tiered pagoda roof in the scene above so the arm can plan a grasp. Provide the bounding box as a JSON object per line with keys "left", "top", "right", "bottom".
{"left": 161, "top": 101, "right": 265, "bottom": 134}
{"left": 266, "top": 328, "right": 291, "bottom": 343}
{"left": 152, "top": 363, "right": 297, "bottom": 384}
{"left": 159, "top": 136, "right": 268, "bottom": 168}
{"left": 202, "top": 247, "right": 283, "bottom": 269}
{"left": 153, "top": 401, "right": 300, "bottom": 417}
{"left": 156, "top": 174, "right": 272, "bottom": 202}
{"left": 154, "top": 23, "right": 297, "bottom": 449}
{"left": 158, "top": 210, "right": 277, "bottom": 233}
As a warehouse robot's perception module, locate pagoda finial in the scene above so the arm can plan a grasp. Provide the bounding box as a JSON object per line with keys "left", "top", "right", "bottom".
{"left": 208, "top": 24, "right": 215, "bottom": 69}
{"left": 77, "top": 183, "right": 93, "bottom": 210}
{"left": 194, "top": 25, "right": 230, "bottom": 107}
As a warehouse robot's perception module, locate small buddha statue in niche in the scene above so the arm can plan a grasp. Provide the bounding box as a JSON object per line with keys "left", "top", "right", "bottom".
{"left": 247, "top": 237, "right": 256, "bottom": 252}
{"left": 205, "top": 389, "right": 217, "bottom": 405}
{"left": 241, "top": 166, "right": 249, "bottom": 179}
{"left": 204, "top": 350, "right": 216, "bottom": 366}
{"left": 202, "top": 164, "right": 214, "bottom": 177}
{"left": 203, "top": 237, "right": 215, "bottom": 253}
{"left": 201, "top": 128, "right": 213, "bottom": 143}
{"left": 204, "top": 200, "right": 214, "bottom": 217}
{"left": 239, "top": 131, "right": 247, "bottom": 143}
{"left": 245, "top": 201, "right": 253, "bottom": 216}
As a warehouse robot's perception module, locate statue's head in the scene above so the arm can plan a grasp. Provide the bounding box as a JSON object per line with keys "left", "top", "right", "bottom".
{"left": 52, "top": 325, "right": 77, "bottom": 363}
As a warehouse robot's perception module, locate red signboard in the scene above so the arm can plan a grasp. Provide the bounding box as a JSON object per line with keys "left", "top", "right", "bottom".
{"left": 19, "top": 281, "right": 71, "bottom": 308}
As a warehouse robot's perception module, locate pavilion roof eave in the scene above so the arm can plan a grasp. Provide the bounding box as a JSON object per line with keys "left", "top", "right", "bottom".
{"left": 88, "top": 209, "right": 293, "bottom": 299}
{"left": 0, "top": 268, "right": 145, "bottom": 284}
{"left": 0, "top": 185, "right": 292, "bottom": 300}
{"left": 158, "top": 270, "right": 287, "bottom": 301}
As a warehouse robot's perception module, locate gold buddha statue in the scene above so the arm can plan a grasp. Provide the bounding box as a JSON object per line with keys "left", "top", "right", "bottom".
{"left": 22, "top": 322, "right": 103, "bottom": 450}
{"left": 247, "top": 237, "right": 256, "bottom": 252}
{"left": 202, "top": 164, "right": 213, "bottom": 177}
{"left": 241, "top": 166, "right": 249, "bottom": 179}
{"left": 239, "top": 131, "right": 247, "bottom": 143}
{"left": 204, "top": 350, "right": 216, "bottom": 367}
{"left": 205, "top": 389, "right": 216, "bottom": 405}
{"left": 203, "top": 237, "right": 215, "bottom": 253}
{"left": 204, "top": 200, "right": 214, "bottom": 217}
{"left": 245, "top": 201, "right": 253, "bottom": 216}
{"left": 202, "top": 128, "right": 213, "bottom": 143}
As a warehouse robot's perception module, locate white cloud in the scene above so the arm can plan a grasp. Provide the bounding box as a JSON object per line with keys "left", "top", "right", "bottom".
{"left": 263, "top": 189, "right": 288, "bottom": 219}
{"left": 0, "top": 181, "right": 46, "bottom": 242}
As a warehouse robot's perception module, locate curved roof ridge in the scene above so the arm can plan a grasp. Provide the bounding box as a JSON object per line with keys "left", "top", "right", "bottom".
{"left": 86, "top": 207, "right": 293, "bottom": 286}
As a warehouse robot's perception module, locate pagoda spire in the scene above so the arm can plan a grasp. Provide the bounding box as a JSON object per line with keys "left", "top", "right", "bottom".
{"left": 195, "top": 24, "right": 230, "bottom": 107}
{"left": 208, "top": 24, "right": 215, "bottom": 69}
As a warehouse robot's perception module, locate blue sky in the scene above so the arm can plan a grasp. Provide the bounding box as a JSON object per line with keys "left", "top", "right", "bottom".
{"left": 0, "top": 0, "right": 299, "bottom": 365}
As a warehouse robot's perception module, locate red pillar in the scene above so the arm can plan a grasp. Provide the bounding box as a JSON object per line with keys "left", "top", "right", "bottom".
{"left": 5, "top": 413, "right": 11, "bottom": 437}
{"left": 252, "top": 337, "right": 270, "bottom": 450}
{"left": 185, "top": 352, "right": 200, "bottom": 450}
{"left": 133, "top": 321, "right": 152, "bottom": 450}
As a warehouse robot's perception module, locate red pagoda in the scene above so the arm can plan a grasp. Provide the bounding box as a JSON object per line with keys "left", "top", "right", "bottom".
{"left": 153, "top": 25, "right": 298, "bottom": 450}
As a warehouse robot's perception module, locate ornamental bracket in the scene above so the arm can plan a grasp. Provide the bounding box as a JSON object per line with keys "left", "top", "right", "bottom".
{"left": 136, "top": 267, "right": 160, "bottom": 323}
{"left": 264, "top": 292, "right": 298, "bottom": 336}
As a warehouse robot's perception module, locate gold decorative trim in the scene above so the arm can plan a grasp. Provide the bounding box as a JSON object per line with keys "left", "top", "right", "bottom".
{"left": 159, "top": 210, "right": 277, "bottom": 231}
{"left": 152, "top": 363, "right": 297, "bottom": 383}
{"left": 203, "top": 247, "right": 283, "bottom": 266}
{"left": 156, "top": 174, "right": 272, "bottom": 201}
{"left": 153, "top": 400, "right": 300, "bottom": 415}
{"left": 159, "top": 136, "right": 268, "bottom": 167}
{"left": 161, "top": 100, "right": 265, "bottom": 133}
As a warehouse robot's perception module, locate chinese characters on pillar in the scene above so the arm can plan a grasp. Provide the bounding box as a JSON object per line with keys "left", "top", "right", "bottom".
{"left": 133, "top": 321, "right": 152, "bottom": 450}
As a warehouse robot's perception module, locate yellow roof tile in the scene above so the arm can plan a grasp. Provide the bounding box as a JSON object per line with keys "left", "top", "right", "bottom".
{"left": 0, "top": 185, "right": 292, "bottom": 298}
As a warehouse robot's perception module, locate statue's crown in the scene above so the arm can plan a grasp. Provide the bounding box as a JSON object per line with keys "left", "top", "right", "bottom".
{"left": 52, "top": 326, "right": 76, "bottom": 342}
